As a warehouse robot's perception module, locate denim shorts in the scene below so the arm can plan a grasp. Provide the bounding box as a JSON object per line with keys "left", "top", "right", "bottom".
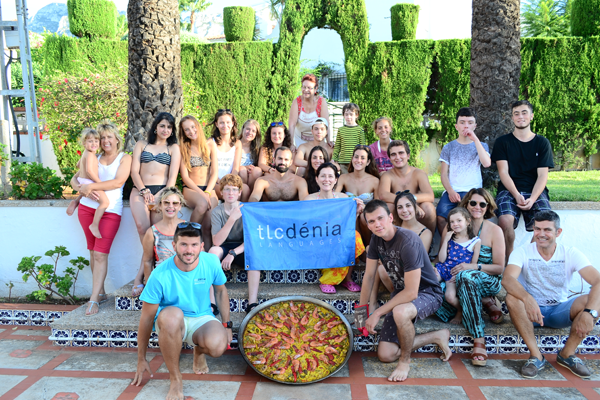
{"left": 533, "top": 296, "right": 578, "bottom": 329}
{"left": 495, "top": 190, "right": 551, "bottom": 231}
{"left": 436, "top": 191, "right": 468, "bottom": 219}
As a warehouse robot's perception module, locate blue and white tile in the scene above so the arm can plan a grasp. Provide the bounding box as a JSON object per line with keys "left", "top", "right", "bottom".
{"left": 448, "top": 335, "right": 457, "bottom": 353}
{"left": 539, "top": 335, "right": 560, "bottom": 354}
{"left": 353, "top": 335, "right": 373, "bottom": 352}
{"left": 13, "top": 310, "right": 30, "bottom": 326}
{"left": 269, "top": 270, "right": 286, "bottom": 283}
{"left": 47, "top": 311, "right": 62, "bottom": 323}
{"left": 30, "top": 311, "right": 46, "bottom": 326}
{"left": 416, "top": 344, "right": 436, "bottom": 353}
{"left": 0, "top": 309, "right": 13, "bottom": 325}
{"left": 331, "top": 300, "right": 349, "bottom": 314}
{"left": 259, "top": 271, "right": 269, "bottom": 283}
{"left": 498, "top": 335, "right": 518, "bottom": 354}
{"left": 133, "top": 297, "right": 143, "bottom": 311}
{"left": 52, "top": 329, "right": 71, "bottom": 346}
{"left": 224, "top": 269, "right": 234, "bottom": 283}
{"left": 236, "top": 270, "right": 248, "bottom": 283}
{"left": 580, "top": 335, "right": 600, "bottom": 354}
{"left": 72, "top": 329, "right": 90, "bottom": 347}
{"left": 485, "top": 335, "right": 498, "bottom": 354}
{"left": 116, "top": 296, "right": 132, "bottom": 311}
{"left": 128, "top": 331, "right": 138, "bottom": 348}
{"left": 286, "top": 270, "right": 302, "bottom": 284}
{"left": 149, "top": 332, "right": 159, "bottom": 348}
{"left": 350, "top": 270, "right": 360, "bottom": 284}
{"left": 258, "top": 298, "right": 268, "bottom": 305}
{"left": 230, "top": 333, "right": 239, "bottom": 349}
{"left": 518, "top": 335, "right": 536, "bottom": 354}
{"left": 350, "top": 300, "right": 360, "bottom": 314}
{"left": 501, "top": 301, "right": 509, "bottom": 315}
{"left": 229, "top": 298, "right": 240, "bottom": 313}
{"left": 90, "top": 330, "right": 109, "bottom": 347}
{"left": 456, "top": 335, "right": 473, "bottom": 353}
{"left": 239, "top": 299, "right": 249, "bottom": 313}
{"left": 109, "top": 330, "right": 128, "bottom": 348}
{"left": 303, "top": 269, "right": 320, "bottom": 284}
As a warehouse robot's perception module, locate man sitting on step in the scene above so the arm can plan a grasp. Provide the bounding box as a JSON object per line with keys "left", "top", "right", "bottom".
{"left": 356, "top": 200, "right": 452, "bottom": 382}
{"left": 503, "top": 210, "right": 600, "bottom": 379}
{"left": 132, "top": 222, "right": 232, "bottom": 400}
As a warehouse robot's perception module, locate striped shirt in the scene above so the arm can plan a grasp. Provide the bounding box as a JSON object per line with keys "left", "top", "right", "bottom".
{"left": 333, "top": 125, "right": 366, "bottom": 163}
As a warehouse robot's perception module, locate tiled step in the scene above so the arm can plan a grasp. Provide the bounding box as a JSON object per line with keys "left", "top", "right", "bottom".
{"left": 48, "top": 294, "right": 600, "bottom": 355}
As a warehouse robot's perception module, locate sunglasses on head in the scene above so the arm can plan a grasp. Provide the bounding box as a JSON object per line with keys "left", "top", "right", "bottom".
{"left": 469, "top": 200, "right": 488, "bottom": 208}
{"left": 217, "top": 109, "right": 232, "bottom": 113}
{"left": 395, "top": 190, "right": 411, "bottom": 196}
{"left": 177, "top": 222, "right": 202, "bottom": 230}
{"left": 270, "top": 122, "right": 284, "bottom": 127}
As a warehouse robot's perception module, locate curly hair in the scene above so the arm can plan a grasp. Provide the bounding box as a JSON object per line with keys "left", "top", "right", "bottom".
{"left": 262, "top": 122, "right": 292, "bottom": 166}
{"left": 219, "top": 173, "right": 243, "bottom": 191}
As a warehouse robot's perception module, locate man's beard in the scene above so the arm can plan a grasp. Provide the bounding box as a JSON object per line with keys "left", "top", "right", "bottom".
{"left": 275, "top": 164, "right": 289, "bottom": 173}
{"left": 176, "top": 251, "right": 199, "bottom": 266}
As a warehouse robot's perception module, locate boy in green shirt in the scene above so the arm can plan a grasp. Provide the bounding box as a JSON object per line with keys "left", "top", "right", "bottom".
{"left": 334, "top": 103, "right": 365, "bottom": 174}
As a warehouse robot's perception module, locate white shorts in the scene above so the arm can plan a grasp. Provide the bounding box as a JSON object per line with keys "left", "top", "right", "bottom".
{"left": 155, "top": 313, "right": 219, "bottom": 347}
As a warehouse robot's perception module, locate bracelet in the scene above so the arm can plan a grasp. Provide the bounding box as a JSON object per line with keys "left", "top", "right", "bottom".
{"left": 204, "top": 190, "right": 211, "bottom": 195}
{"left": 139, "top": 188, "right": 148, "bottom": 196}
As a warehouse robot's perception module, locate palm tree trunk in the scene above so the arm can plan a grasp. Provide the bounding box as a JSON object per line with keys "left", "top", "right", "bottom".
{"left": 190, "top": 10, "right": 195, "bottom": 32}
{"left": 125, "top": 0, "right": 183, "bottom": 151}
{"left": 470, "top": 0, "right": 521, "bottom": 187}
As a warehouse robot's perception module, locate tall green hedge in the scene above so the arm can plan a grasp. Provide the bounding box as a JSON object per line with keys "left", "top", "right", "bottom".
{"left": 390, "top": 4, "right": 420, "bottom": 40}
{"left": 223, "top": 7, "right": 255, "bottom": 42}
{"left": 571, "top": 0, "right": 600, "bottom": 37}
{"left": 42, "top": 36, "right": 127, "bottom": 75}
{"left": 67, "top": 0, "right": 118, "bottom": 39}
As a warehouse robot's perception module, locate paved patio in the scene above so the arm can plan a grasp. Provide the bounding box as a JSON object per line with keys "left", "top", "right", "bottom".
{"left": 2, "top": 326, "right": 600, "bottom": 399}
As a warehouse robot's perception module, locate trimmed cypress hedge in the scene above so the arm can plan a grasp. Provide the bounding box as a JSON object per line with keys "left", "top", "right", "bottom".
{"left": 67, "top": 0, "right": 118, "bottom": 39}
{"left": 390, "top": 4, "right": 420, "bottom": 40}
{"left": 571, "top": 0, "right": 600, "bottom": 37}
{"left": 223, "top": 6, "right": 255, "bottom": 42}
{"left": 41, "top": 36, "right": 127, "bottom": 74}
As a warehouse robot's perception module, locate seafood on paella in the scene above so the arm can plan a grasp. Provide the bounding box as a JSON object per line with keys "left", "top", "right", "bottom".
{"left": 242, "top": 300, "right": 351, "bottom": 383}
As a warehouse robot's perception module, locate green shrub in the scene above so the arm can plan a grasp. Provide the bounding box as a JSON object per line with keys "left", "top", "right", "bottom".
{"left": 18, "top": 246, "right": 88, "bottom": 304}
{"left": 67, "top": 0, "right": 118, "bottom": 39}
{"left": 223, "top": 6, "right": 255, "bottom": 42}
{"left": 180, "top": 31, "right": 208, "bottom": 44}
{"left": 571, "top": 0, "right": 600, "bottom": 36}
{"left": 9, "top": 162, "right": 67, "bottom": 199}
{"left": 390, "top": 4, "right": 420, "bottom": 40}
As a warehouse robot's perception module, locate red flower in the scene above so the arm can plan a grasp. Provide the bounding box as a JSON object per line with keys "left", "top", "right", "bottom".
{"left": 41, "top": 97, "right": 45, "bottom": 102}
{"left": 40, "top": 133, "right": 43, "bottom": 140}
{"left": 63, "top": 139, "right": 67, "bottom": 145}
{"left": 84, "top": 78, "right": 88, "bottom": 82}
{"left": 64, "top": 78, "right": 68, "bottom": 83}
{"left": 77, "top": 150, "right": 81, "bottom": 156}
{"left": 54, "top": 102, "right": 58, "bottom": 106}
{"left": 116, "top": 112, "right": 120, "bottom": 117}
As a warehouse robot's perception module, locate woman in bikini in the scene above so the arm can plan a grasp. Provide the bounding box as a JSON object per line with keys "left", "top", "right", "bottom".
{"left": 336, "top": 145, "right": 380, "bottom": 245}
{"left": 130, "top": 112, "right": 181, "bottom": 242}
{"left": 288, "top": 73, "right": 332, "bottom": 147}
{"left": 304, "top": 163, "right": 365, "bottom": 294}
{"left": 258, "top": 122, "right": 295, "bottom": 174}
{"left": 304, "top": 145, "right": 330, "bottom": 194}
{"left": 238, "top": 119, "right": 263, "bottom": 190}
{"left": 178, "top": 115, "right": 218, "bottom": 248}
{"left": 207, "top": 109, "right": 249, "bottom": 201}
{"left": 131, "top": 187, "right": 187, "bottom": 296}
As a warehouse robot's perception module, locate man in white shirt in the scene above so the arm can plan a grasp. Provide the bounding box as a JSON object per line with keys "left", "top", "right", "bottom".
{"left": 503, "top": 210, "right": 600, "bottom": 379}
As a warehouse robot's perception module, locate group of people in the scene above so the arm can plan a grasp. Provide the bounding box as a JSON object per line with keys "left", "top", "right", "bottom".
{"left": 66, "top": 83, "right": 598, "bottom": 398}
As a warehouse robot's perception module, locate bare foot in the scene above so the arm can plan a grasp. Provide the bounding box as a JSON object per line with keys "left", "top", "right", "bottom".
{"left": 388, "top": 360, "right": 410, "bottom": 382}
{"left": 431, "top": 328, "right": 452, "bottom": 361}
{"left": 166, "top": 378, "right": 184, "bottom": 400}
{"left": 66, "top": 199, "right": 79, "bottom": 216}
{"left": 449, "top": 311, "right": 462, "bottom": 325}
{"left": 193, "top": 347, "right": 209, "bottom": 374}
{"left": 89, "top": 223, "right": 102, "bottom": 239}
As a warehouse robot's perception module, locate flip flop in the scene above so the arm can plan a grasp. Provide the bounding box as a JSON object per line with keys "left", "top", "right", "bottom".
{"left": 340, "top": 280, "right": 361, "bottom": 292}
{"left": 319, "top": 284, "right": 336, "bottom": 294}
{"left": 132, "top": 284, "right": 144, "bottom": 297}
{"left": 85, "top": 301, "right": 100, "bottom": 316}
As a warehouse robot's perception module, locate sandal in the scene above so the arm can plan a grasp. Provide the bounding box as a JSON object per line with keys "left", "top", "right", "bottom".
{"left": 85, "top": 301, "right": 100, "bottom": 316}
{"left": 98, "top": 294, "right": 108, "bottom": 304}
{"left": 132, "top": 284, "right": 144, "bottom": 297}
{"left": 471, "top": 341, "right": 488, "bottom": 366}
{"left": 319, "top": 284, "right": 336, "bottom": 294}
{"left": 482, "top": 297, "right": 504, "bottom": 324}
{"left": 245, "top": 302, "right": 259, "bottom": 313}
{"left": 340, "top": 280, "right": 361, "bottom": 292}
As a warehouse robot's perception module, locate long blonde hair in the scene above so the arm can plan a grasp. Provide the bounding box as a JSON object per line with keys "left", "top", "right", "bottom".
{"left": 96, "top": 120, "right": 123, "bottom": 155}
{"left": 178, "top": 115, "right": 210, "bottom": 170}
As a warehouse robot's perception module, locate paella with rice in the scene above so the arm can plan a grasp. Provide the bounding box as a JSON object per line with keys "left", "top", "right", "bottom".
{"left": 241, "top": 299, "right": 351, "bottom": 383}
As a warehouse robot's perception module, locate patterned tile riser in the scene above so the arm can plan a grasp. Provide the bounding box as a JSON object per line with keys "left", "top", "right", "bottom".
{"left": 0, "top": 309, "right": 67, "bottom": 326}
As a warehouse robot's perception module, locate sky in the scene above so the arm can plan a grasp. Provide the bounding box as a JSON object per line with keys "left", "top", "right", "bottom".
{"left": 17, "top": 0, "right": 472, "bottom": 68}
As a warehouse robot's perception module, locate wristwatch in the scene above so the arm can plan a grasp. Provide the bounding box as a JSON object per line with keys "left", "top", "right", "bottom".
{"left": 477, "top": 264, "right": 482, "bottom": 271}
{"left": 584, "top": 309, "right": 598, "bottom": 318}
{"left": 228, "top": 249, "right": 237, "bottom": 258}
{"left": 222, "top": 321, "right": 233, "bottom": 329}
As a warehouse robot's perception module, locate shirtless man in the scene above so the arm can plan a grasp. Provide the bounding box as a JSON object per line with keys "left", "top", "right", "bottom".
{"left": 294, "top": 117, "right": 333, "bottom": 176}
{"left": 378, "top": 140, "right": 436, "bottom": 233}
{"left": 249, "top": 146, "right": 309, "bottom": 202}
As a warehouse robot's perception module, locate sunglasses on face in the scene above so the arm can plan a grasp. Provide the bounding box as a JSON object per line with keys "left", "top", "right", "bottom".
{"left": 270, "top": 122, "right": 284, "bottom": 127}
{"left": 177, "top": 222, "right": 202, "bottom": 230}
{"left": 469, "top": 200, "right": 488, "bottom": 208}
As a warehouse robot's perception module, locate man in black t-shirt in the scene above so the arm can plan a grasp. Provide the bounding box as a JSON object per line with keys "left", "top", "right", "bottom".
{"left": 355, "top": 200, "right": 451, "bottom": 382}
{"left": 491, "top": 100, "right": 554, "bottom": 263}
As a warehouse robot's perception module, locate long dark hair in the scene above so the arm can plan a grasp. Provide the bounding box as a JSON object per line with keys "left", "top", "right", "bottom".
{"left": 304, "top": 145, "right": 329, "bottom": 194}
{"left": 262, "top": 122, "right": 292, "bottom": 166}
{"left": 348, "top": 145, "right": 380, "bottom": 178}
{"left": 208, "top": 109, "right": 238, "bottom": 146}
{"left": 147, "top": 112, "right": 177, "bottom": 146}
{"left": 239, "top": 119, "right": 261, "bottom": 166}
{"left": 393, "top": 190, "right": 418, "bottom": 223}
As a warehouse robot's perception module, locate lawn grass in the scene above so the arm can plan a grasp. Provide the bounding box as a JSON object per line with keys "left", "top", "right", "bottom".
{"left": 428, "top": 170, "right": 600, "bottom": 202}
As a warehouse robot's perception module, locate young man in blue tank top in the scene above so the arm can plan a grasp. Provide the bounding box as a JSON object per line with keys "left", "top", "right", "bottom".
{"left": 132, "top": 223, "right": 232, "bottom": 399}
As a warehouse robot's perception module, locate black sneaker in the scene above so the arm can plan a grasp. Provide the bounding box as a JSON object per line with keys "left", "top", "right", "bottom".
{"left": 521, "top": 355, "right": 547, "bottom": 378}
